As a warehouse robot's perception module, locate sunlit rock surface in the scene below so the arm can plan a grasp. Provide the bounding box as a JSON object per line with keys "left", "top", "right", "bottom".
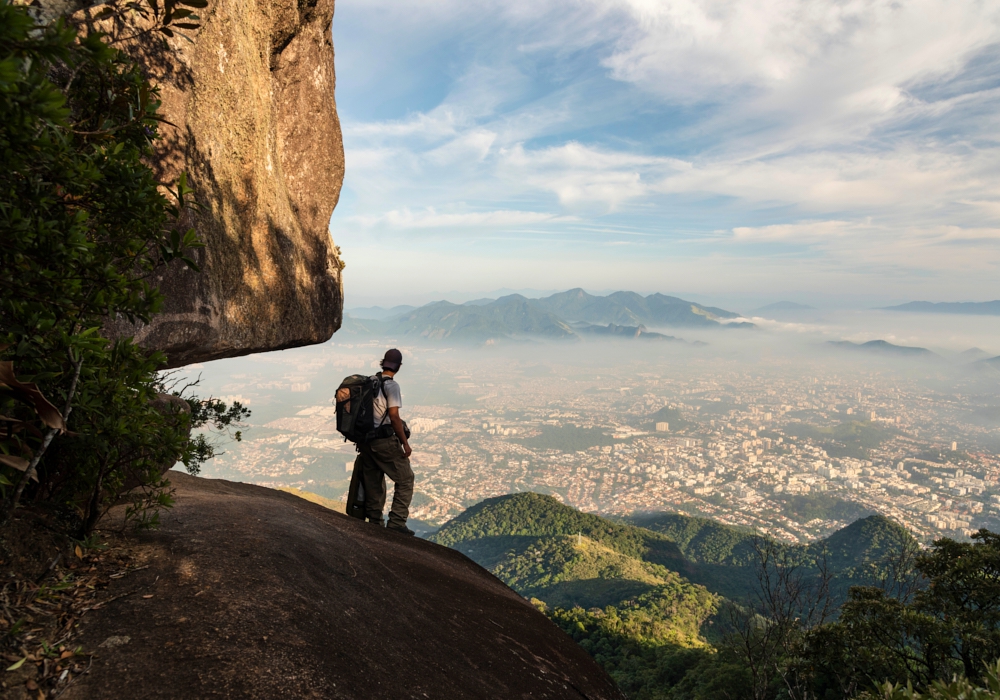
{"left": 74, "top": 0, "right": 346, "bottom": 366}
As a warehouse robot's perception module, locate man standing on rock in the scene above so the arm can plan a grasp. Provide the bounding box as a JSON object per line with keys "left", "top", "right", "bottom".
{"left": 358, "top": 349, "right": 415, "bottom": 535}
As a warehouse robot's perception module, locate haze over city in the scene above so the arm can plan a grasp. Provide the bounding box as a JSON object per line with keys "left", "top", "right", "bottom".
{"left": 182, "top": 292, "right": 1000, "bottom": 543}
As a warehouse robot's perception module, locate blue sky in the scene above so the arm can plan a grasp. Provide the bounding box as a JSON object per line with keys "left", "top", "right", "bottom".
{"left": 328, "top": 0, "right": 1000, "bottom": 308}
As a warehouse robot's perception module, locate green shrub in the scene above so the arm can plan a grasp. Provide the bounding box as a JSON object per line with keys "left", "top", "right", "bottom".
{"left": 881, "top": 660, "right": 1000, "bottom": 700}
{"left": 0, "top": 0, "right": 239, "bottom": 534}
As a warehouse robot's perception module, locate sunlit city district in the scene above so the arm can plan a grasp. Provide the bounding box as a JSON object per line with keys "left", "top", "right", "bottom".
{"left": 197, "top": 340, "right": 1000, "bottom": 544}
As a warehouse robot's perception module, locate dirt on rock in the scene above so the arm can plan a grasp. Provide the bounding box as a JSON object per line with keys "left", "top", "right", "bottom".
{"left": 63, "top": 473, "right": 625, "bottom": 699}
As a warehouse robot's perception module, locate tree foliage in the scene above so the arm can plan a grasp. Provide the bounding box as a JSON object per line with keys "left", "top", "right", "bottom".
{"left": 438, "top": 493, "right": 1000, "bottom": 700}
{"left": 0, "top": 0, "right": 243, "bottom": 534}
{"left": 880, "top": 660, "right": 1000, "bottom": 700}
{"left": 800, "top": 530, "right": 1000, "bottom": 695}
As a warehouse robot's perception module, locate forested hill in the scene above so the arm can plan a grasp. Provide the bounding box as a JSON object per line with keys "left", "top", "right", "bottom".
{"left": 628, "top": 510, "right": 914, "bottom": 572}
{"left": 818, "top": 511, "right": 915, "bottom": 572}
{"left": 430, "top": 493, "right": 928, "bottom": 700}
{"left": 432, "top": 493, "right": 918, "bottom": 606}
{"left": 431, "top": 492, "right": 689, "bottom": 572}
{"left": 625, "top": 512, "right": 760, "bottom": 565}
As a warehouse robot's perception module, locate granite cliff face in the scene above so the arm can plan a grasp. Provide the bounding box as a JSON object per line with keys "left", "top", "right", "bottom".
{"left": 93, "top": 0, "right": 346, "bottom": 367}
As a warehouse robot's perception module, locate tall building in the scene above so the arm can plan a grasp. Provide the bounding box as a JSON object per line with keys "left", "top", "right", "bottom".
{"left": 655, "top": 422, "right": 669, "bottom": 432}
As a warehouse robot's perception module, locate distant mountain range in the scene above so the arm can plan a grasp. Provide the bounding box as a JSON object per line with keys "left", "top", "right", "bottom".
{"left": 531, "top": 289, "right": 745, "bottom": 327}
{"left": 882, "top": 300, "right": 1000, "bottom": 316}
{"left": 827, "top": 339, "right": 937, "bottom": 358}
{"left": 976, "top": 355, "right": 1000, "bottom": 370}
{"left": 754, "top": 301, "right": 815, "bottom": 313}
{"left": 960, "top": 347, "right": 990, "bottom": 361}
{"left": 393, "top": 296, "right": 577, "bottom": 341}
{"left": 344, "top": 289, "right": 752, "bottom": 342}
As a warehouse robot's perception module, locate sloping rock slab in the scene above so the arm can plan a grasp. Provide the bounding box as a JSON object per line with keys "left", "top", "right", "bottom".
{"left": 65, "top": 474, "right": 623, "bottom": 699}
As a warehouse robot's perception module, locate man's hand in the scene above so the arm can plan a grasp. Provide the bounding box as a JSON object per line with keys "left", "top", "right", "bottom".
{"left": 388, "top": 407, "right": 412, "bottom": 459}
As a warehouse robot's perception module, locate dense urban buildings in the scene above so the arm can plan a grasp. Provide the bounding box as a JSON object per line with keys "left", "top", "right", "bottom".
{"left": 195, "top": 337, "right": 1000, "bottom": 543}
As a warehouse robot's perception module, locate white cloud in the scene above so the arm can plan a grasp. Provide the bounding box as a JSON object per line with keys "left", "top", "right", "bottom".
{"left": 343, "top": 110, "right": 461, "bottom": 141}
{"left": 599, "top": 0, "right": 1000, "bottom": 99}
{"left": 350, "top": 208, "right": 572, "bottom": 229}
{"left": 496, "top": 142, "right": 690, "bottom": 208}
{"left": 427, "top": 129, "right": 497, "bottom": 165}
{"left": 732, "top": 220, "right": 862, "bottom": 242}
{"left": 331, "top": 0, "right": 1000, "bottom": 300}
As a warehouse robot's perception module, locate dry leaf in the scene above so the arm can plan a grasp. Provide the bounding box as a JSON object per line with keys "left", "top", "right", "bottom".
{"left": 25, "top": 679, "right": 38, "bottom": 691}
{"left": 74, "top": 545, "right": 83, "bottom": 560}
{"left": 142, "top": 594, "right": 154, "bottom": 599}
{"left": 0, "top": 362, "right": 66, "bottom": 431}
{"left": 0, "top": 454, "right": 28, "bottom": 471}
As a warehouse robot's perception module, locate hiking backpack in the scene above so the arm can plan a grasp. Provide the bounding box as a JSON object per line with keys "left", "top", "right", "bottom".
{"left": 338, "top": 373, "right": 389, "bottom": 521}
{"left": 334, "top": 374, "right": 384, "bottom": 444}
{"left": 334, "top": 373, "right": 411, "bottom": 444}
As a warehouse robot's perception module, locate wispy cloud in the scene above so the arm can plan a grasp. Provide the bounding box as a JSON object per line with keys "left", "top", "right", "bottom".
{"left": 350, "top": 208, "right": 574, "bottom": 229}
{"left": 330, "top": 0, "right": 1000, "bottom": 302}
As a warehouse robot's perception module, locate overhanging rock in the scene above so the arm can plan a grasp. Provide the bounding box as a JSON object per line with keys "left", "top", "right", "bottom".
{"left": 91, "top": 0, "right": 347, "bottom": 367}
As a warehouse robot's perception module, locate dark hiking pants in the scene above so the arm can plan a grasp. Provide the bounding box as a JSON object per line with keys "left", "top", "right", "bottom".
{"left": 357, "top": 436, "right": 414, "bottom": 528}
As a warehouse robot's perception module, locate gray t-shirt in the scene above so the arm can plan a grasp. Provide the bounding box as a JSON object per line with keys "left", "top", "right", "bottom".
{"left": 373, "top": 376, "right": 402, "bottom": 427}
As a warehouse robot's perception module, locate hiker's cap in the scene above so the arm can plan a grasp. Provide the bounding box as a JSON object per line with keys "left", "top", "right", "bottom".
{"left": 381, "top": 348, "right": 403, "bottom": 371}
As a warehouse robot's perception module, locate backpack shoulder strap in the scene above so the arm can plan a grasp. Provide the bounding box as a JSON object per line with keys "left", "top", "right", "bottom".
{"left": 374, "top": 373, "right": 390, "bottom": 425}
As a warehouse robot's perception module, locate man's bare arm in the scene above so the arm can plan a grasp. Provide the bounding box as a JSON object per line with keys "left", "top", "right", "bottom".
{"left": 388, "top": 406, "right": 412, "bottom": 458}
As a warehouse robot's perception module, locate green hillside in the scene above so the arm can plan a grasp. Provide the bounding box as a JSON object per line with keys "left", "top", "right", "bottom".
{"left": 782, "top": 419, "right": 897, "bottom": 458}
{"left": 626, "top": 512, "right": 759, "bottom": 565}
{"left": 814, "top": 513, "right": 916, "bottom": 574}
{"left": 434, "top": 493, "right": 983, "bottom": 700}
{"left": 432, "top": 492, "right": 688, "bottom": 570}
{"left": 494, "top": 535, "right": 698, "bottom": 610}
{"left": 636, "top": 407, "right": 691, "bottom": 432}
{"left": 432, "top": 492, "right": 724, "bottom": 695}
{"left": 631, "top": 510, "right": 917, "bottom": 588}
{"left": 434, "top": 493, "right": 918, "bottom": 605}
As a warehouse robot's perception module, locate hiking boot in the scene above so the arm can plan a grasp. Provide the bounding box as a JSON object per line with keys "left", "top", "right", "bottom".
{"left": 367, "top": 517, "right": 384, "bottom": 526}
{"left": 386, "top": 523, "right": 414, "bottom": 536}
